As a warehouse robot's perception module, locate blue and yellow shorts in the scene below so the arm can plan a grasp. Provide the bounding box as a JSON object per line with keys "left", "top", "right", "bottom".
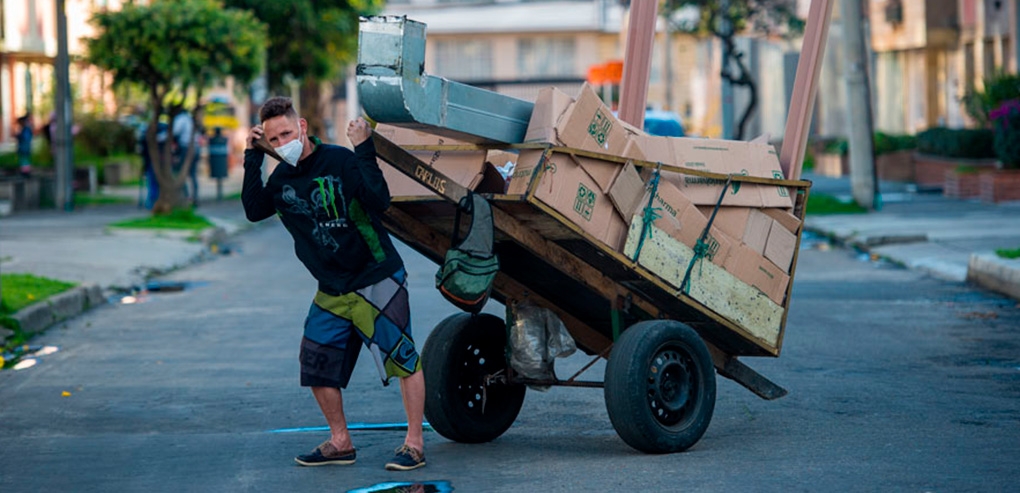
{"left": 299, "top": 268, "right": 421, "bottom": 389}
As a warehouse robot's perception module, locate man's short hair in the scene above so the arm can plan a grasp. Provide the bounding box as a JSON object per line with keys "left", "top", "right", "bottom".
{"left": 259, "top": 97, "right": 298, "bottom": 123}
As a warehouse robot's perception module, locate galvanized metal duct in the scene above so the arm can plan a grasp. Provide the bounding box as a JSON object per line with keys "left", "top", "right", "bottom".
{"left": 357, "top": 16, "right": 534, "bottom": 144}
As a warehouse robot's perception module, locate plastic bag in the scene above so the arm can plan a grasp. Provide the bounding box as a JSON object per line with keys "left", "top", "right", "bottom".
{"left": 509, "top": 301, "right": 577, "bottom": 391}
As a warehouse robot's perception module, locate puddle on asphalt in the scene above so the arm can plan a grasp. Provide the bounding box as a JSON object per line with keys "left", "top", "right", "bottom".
{"left": 112, "top": 281, "right": 211, "bottom": 305}
{"left": 2, "top": 345, "right": 59, "bottom": 371}
{"left": 346, "top": 481, "right": 452, "bottom": 493}
{"left": 799, "top": 231, "right": 832, "bottom": 251}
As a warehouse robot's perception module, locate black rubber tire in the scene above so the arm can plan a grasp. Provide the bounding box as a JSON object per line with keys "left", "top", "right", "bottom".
{"left": 604, "top": 320, "right": 716, "bottom": 453}
{"left": 422, "top": 312, "right": 526, "bottom": 443}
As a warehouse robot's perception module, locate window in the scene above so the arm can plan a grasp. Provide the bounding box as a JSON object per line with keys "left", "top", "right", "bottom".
{"left": 433, "top": 40, "right": 494, "bottom": 81}
{"left": 517, "top": 38, "right": 576, "bottom": 78}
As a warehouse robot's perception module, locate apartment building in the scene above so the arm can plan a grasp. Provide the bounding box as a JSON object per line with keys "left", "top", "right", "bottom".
{"left": 0, "top": 0, "right": 120, "bottom": 144}
{"left": 380, "top": 0, "right": 709, "bottom": 134}
{"left": 867, "top": 0, "right": 1019, "bottom": 133}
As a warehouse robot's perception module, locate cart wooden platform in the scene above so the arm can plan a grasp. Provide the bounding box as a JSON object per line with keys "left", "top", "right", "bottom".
{"left": 372, "top": 134, "right": 813, "bottom": 453}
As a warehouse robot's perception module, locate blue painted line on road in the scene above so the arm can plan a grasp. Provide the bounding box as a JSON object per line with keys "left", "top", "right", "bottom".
{"left": 268, "top": 422, "right": 432, "bottom": 433}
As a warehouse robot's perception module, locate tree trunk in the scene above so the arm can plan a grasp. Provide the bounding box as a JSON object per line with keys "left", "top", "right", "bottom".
{"left": 299, "top": 79, "right": 328, "bottom": 141}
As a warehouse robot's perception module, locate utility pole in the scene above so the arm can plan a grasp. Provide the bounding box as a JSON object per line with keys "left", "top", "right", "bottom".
{"left": 54, "top": 0, "right": 74, "bottom": 212}
{"left": 841, "top": 0, "right": 879, "bottom": 210}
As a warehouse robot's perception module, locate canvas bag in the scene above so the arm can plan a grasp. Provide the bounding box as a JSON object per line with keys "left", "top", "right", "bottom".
{"left": 435, "top": 193, "right": 500, "bottom": 313}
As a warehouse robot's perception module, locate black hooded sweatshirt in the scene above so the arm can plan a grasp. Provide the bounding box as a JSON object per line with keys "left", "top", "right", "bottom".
{"left": 242, "top": 137, "right": 403, "bottom": 295}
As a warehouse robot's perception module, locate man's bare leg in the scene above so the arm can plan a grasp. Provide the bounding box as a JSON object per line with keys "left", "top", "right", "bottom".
{"left": 398, "top": 370, "right": 426, "bottom": 451}
{"left": 311, "top": 386, "right": 354, "bottom": 451}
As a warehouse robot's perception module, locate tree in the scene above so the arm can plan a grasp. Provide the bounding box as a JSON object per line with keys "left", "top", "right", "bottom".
{"left": 86, "top": 0, "right": 266, "bottom": 213}
{"left": 222, "top": 0, "right": 384, "bottom": 138}
{"left": 662, "top": 0, "right": 803, "bottom": 140}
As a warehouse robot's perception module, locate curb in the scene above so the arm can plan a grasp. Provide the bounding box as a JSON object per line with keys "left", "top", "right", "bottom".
{"left": 2, "top": 284, "right": 105, "bottom": 345}
{"left": 1, "top": 215, "right": 258, "bottom": 347}
{"left": 967, "top": 253, "right": 1020, "bottom": 302}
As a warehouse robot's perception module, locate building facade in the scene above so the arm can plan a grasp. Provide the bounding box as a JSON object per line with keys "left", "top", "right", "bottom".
{"left": 0, "top": 0, "right": 120, "bottom": 145}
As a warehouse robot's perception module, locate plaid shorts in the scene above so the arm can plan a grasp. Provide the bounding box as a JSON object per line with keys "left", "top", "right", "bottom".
{"left": 299, "top": 268, "right": 421, "bottom": 389}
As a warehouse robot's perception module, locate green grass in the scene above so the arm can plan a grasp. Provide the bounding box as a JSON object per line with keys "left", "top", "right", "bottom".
{"left": 806, "top": 192, "right": 866, "bottom": 215}
{"left": 996, "top": 248, "right": 1020, "bottom": 260}
{"left": 223, "top": 191, "right": 242, "bottom": 201}
{"left": 1, "top": 273, "right": 77, "bottom": 315}
{"left": 108, "top": 208, "right": 214, "bottom": 230}
{"left": 74, "top": 192, "right": 133, "bottom": 206}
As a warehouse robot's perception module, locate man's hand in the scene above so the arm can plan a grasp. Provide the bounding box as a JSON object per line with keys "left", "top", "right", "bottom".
{"left": 246, "top": 125, "right": 264, "bottom": 150}
{"left": 347, "top": 118, "right": 371, "bottom": 147}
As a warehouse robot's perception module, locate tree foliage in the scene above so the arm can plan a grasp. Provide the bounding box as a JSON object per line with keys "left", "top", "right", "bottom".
{"left": 222, "top": 0, "right": 383, "bottom": 138}
{"left": 86, "top": 0, "right": 266, "bottom": 213}
{"left": 662, "top": 0, "right": 803, "bottom": 140}
{"left": 222, "top": 0, "right": 383, "bottom": 91}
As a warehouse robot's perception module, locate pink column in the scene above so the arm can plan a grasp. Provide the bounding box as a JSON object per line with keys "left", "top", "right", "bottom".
{"left": 618, "top": 0, "right": 659, "bottom": 129}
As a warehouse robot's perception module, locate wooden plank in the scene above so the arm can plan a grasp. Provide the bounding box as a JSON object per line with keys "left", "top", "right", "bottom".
{"left": 779, "top": 0, "right": 836, "bottom": 180}
{"left": 373, "top": 132, "right": 471, "bottom": 206}
{"left": 706, "top": 346, "right": 788, "bottom": 400}
{"left": 619, "top": 0, "right": 659, "bottom": 128}
{"left": 622, "top": 219, "right": 784, "bottom": 351}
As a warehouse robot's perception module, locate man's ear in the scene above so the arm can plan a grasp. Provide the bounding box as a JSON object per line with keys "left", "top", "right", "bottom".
{"left": 299, "top": 118, "right": 308, "bottom": 135}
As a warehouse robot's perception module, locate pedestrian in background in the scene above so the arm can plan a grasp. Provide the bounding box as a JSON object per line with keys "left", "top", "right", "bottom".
{"left": 16, "top": 114, "right": 34, "bottom": 177}
{"left": 139, "top": 121, "right": 168, "bottom": 210}
{"left": 172, "top": 111, "right": 201, "bottom": 206}
{"left": 241, "top": 96, "right": 427, "bottom": 471}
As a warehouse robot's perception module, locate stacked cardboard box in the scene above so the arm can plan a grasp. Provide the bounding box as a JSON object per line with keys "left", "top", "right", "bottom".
{"left": 375, "top": 124, "right": 505, "bottom": 196}
{"left": 505, "top": 83, "right": 802, "bottom": 306}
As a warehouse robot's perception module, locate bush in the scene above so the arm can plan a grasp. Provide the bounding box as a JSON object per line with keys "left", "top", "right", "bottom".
{"left": 962, "top": 72, "right": 1020, "bottom": 127}
{"left": 815, "top": 132, "right": 916, "bottom": 156}
{"left": 75, "top": 116, "right": 138, "bottom": 159}
{"left": 991, "top": 99, "right": 1020, "bottom": 169}
{"left": 916, "top": 127, "right": 997, "bottom": 159}
{"left": 873, "top": 132, "right": 917, "bottom": 155}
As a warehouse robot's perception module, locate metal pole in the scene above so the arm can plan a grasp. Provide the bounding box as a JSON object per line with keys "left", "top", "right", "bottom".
{"left": 54, "top": 0, "right": 74, "bottom": 211}
{"left": 842, "top": 0, "right": 878, "bottom": 210}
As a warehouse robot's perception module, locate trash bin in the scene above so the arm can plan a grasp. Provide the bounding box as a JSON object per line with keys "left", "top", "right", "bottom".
{"left": 208, "top": 129, "right": 229, "bottom": 179}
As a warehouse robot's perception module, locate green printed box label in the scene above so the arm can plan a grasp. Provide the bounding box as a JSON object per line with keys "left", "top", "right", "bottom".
{"left": 574, "top": 183, "right": 596, "bottom": 221}
{"left": 587, "top": 110, "right": 612, "bottom": 146}
{"left": 772, "top": 171, "right": 789, "bottom": 197}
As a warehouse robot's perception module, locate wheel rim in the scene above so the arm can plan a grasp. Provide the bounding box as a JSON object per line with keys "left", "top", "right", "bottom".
{"left": 454, "top": 336, "right": 503, "bottom": 417}
{"left": 646, "top": 345, "right": 697, "bottom": 427}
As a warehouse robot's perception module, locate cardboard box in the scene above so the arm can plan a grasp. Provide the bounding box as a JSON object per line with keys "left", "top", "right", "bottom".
{"left": 764, "top": 220, "right": 797, "bottom": 273}
{"left": 556, "top": 83, "right": 629, "bottom": 156}
{"left": 608, "top": 161, "right": 646, "bottom": 219}
{"left": 763, "top": 207, "right": 802, "bottom": 234}
{"left": 633, "top": 180, "right": 732, "bottom": 266}
{"left": 375, "top": 124, "right": 488, "bottom": 197}
{"left": 506, "top": 149, "right": 546, "bottom": 195}
{"left": 524, "top": 87, "right": 575, "bottom": 143}
{"left": 696, "top": 206, "right": 774, "bottom": 255}
{"left": 531, "top": 153, "right": 618, "bottom": 242}
{"left": 575, "top": 154, "right": 622, "bottom": 193}
{"left": 627, "top": 136, "right": 793, "bottom": 208}
{"left": 603, "top": 210, "right": 630, "bottom": 252}
{"left": 724, "top": 244, "right": 790, "bottom": 305}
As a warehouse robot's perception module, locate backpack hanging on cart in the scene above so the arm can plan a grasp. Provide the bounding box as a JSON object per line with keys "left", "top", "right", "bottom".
{"left": 435, "top": 193, "right": 499, "bottom": 313}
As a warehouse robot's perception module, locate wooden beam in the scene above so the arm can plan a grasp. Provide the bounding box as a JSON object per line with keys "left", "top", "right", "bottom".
{"left": 779, "top": 0, "right": 835, "bottom": 180}
{"left": 619, "top": 0, "right": 659, "bottom": 128}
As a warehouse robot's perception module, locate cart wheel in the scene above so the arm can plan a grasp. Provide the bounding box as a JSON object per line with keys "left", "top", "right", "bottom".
{"left": 604, "top": 320, "right": 716, "bottom": 454}
{"left": 422, "top": 312, "right": 526, "bottom": 443}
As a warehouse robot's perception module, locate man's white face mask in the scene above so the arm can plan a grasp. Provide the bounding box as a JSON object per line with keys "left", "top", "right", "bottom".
{"left": 274, "top": 136, "right": 304, "bottom": 167}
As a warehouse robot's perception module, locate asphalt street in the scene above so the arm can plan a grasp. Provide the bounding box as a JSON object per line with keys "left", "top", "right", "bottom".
{"left": 1, "top": 219, "right": 1018, "bottom": 492}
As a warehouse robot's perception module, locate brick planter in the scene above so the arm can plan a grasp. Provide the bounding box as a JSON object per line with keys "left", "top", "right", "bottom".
{"left": 943, "top": 169, "right": 986, "bottom": 199}
{"left": 913, "top": 153, "right": 999, "bottom": 190}
{"left": 814, "top": 153, "right": 848, "bottom": 177}
{"left": 876, "top": 150, "right": 915, "bottom": 182}
{"left": 979, "top": 169, "right": 1020, "bottom": 203}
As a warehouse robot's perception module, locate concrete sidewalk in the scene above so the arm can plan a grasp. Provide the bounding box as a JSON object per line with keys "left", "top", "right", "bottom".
{"left": 1, "top": 174, "right": 253, "bottom": 344}
{"left": 803, "top": 172, "right": 1020, "bottom": 301}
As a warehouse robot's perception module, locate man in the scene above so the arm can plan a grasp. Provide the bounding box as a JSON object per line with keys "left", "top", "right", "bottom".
{"left": 241, "top": 97, "right": 426, "bottom": 471}
{"left": 172, "top": 110, "right": 201, "bottom": 205}
{"left": 16, "top": 114, "right": 34, "bottom": 177}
